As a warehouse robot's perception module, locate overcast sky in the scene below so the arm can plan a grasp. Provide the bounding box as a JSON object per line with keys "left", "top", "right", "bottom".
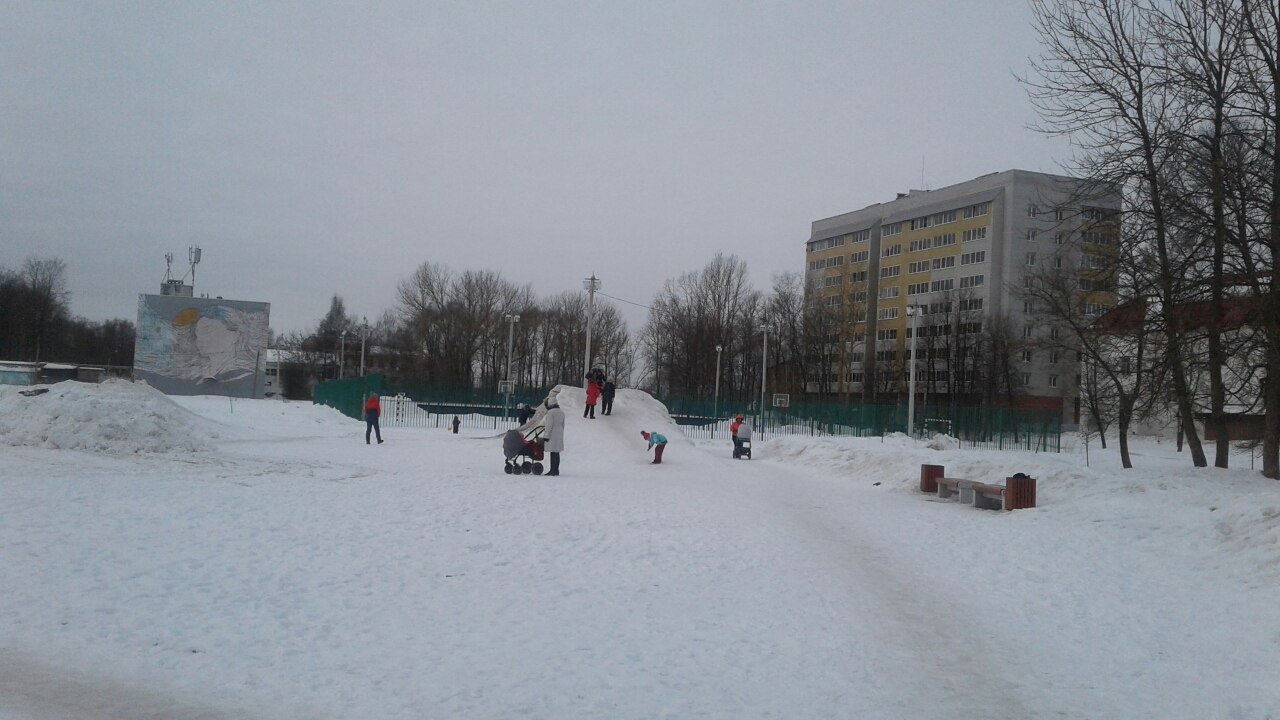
{"left": 1, "top": 1, "right": 1070, "bottom": 335}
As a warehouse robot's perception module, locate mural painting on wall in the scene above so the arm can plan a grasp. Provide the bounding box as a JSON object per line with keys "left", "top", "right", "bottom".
{"left": 134, "top": 295, "right": 271, "bottom": 397}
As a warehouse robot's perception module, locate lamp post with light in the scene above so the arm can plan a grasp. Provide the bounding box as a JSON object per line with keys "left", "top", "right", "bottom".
{"left": 759, "top": 326, "right": 769, "bottom": 432}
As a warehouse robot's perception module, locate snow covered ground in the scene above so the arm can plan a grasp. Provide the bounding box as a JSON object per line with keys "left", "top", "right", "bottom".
{"left": 2, "top": 380, "right": 1278, "bottom": 719}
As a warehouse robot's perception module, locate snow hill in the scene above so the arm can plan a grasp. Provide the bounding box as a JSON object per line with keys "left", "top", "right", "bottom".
{"left": 529, "top": 385, "right": 695, "bottom": 467}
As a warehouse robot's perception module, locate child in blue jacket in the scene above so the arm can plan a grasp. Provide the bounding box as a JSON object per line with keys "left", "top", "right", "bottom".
{"left": 640, "top": 430, "right": 667, "bottom": 464}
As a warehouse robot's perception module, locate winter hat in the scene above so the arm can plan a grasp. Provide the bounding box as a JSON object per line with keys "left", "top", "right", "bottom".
{"left": 640, "top": 431, "right": 649, "bottom": 439}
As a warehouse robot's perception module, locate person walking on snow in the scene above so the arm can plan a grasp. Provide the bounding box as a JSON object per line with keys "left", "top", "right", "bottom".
{"left": 584, "top": 379, "right": 600, "bottom": 419}
{"left": 364, "top": 392, "right": 383, "bottom": 444}
{"left": 641, "top": 430, "right": 667, "bottom": 464}
{"left": 601, "top": 380, "right": 616, "bottom": 415}
{"left": 544, "top": 397, "right": 565, "bottom": 475}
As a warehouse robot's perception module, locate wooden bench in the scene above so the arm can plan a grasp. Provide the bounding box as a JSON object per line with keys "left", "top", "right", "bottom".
{"left": 919, "top": 464, "right": 1037, "bottom": 511}
{"left": 970, "top": 482, "right": 1007, "bottom": 511}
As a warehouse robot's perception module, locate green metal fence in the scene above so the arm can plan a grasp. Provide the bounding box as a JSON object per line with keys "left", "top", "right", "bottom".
{"left": 313, "top": 374, "right": 384, "bottom": 420}
{"left": 660, "top": 393, "right": 1062, "bottom": 453}
{"left": 314, "top": 379, "right": 1060, "bottom": 452}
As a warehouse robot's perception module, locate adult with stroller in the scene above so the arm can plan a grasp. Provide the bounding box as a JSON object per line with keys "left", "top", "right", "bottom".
{"left": 364, "top": 392, "right": 383, "bottom": 445}
{"left": 640, "top": 430, "right": 668, "bottom": 464}
{"left": 584, "top": 379, "right": 600, "bottom": 419}
{"left": 730, "top": 414, "right": 752, "bottom": 458}
{"left": 601, "top": 380, "right": 616, "bottom": 415}
{"left": 544, "top": 397, "right": 565, "bottom": 475}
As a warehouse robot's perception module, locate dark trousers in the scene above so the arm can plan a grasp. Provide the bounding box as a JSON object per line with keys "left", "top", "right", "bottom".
{"left": 584, "top": 403, "right": 595, "bottom": 418}
{"left": 653, "top": 444, "right": 665, "bottom": 463}
{"left": 549, "top": 451, "right": 560, "bottom": 474}
{"left": 601, "top": 398, "right": 613, "bottom": 415}
{"left": 366, "top": 413, "right": 382, "bottom": 443}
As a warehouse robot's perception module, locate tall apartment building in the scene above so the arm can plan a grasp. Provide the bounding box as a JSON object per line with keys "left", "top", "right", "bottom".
{"left": 804, "top": 169, "right": 1119, "bottom": 424}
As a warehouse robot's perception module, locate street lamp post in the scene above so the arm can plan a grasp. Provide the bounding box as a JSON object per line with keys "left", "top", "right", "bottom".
{"left": 339, "top": 331, "right": 346, "bottom": 379}
{"left": 714, "top": 344, "right": 723, "bottom": 422}
{"left": 759, "top": 326, "right": 768, "bottom": 432}
{"left": 359, "top": 319, "right": 369, "bottom": 377}
{"left": 504, "top": 313, "right": 520, "bottom": 423}
{"left": 583, "top": 274, "right": 601, "bottom": 385}
{"left": 907, "top": 305, "right": 919, "bottom": 437}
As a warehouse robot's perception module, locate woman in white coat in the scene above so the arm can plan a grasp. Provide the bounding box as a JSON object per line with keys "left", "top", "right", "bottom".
{"left": 543, "top": 397, "right": 565, "bottom": 476}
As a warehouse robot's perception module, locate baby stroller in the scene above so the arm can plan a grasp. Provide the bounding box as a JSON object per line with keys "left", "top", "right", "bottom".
{"left": 503, "top": 426, "right": 545, "bottom": 475}
{"left": 732, "top": 425, "right": 753, "bottom": 460}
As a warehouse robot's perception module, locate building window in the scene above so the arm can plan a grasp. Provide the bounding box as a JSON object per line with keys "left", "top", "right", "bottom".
{"left": 1054, "top": 256, "right": 1063, "bottom": 269}
{"left": 850, "top": 271, "right": 868, "bottom": 283}
{"left": 1023, "top": 275, "right": 1035, "bottom": 289}
{"left": 878, "top": 307, "right": 900, "bottom": 320}
{"left": 1022, "top": 373, "right": 1032, "bottom": 386}
{"left": 1023, "top": 300, "right": 1033, "bottom": 313}
{"left": 935, "top": 232, "right": 957, "bottom": 247}
{"left": 930, "top": 278, "right": 954, "bottom": 292}
{"left": 910, "top": 216, "right": 931, "bottom": 231}
{"left": 1055, "top": 208, "right": 1068, "bottom": 221}
{"left": 1027, "top": 229, "right": 1039, "bottom": 242}
{"left": 1050, "top": 351, "right": 1060, "bottom": 363}
{"left": 880, "top": 265, "right": 901, "bottom": 278}
{"left": 962, "top": 227, "right": 988, "bottom": 242}
{"left": 1050, "top": 327, "right": 1060, "bottom": 339}
{"left": 1026, "top": 252, "right": 1037, "bottom": 266}
{"left": 1021, "top": 350, "right": 1033, "bottom": 363}
{"left": 933, "top": 209, "right": 957, "bottom": 225}
{"left": 932, "top": 256, "right": 955, "bottom": 270}
{"left": 961, "top": 251, "right": 986, "bottom": 265}
{"left": 1055, "top": 233, "right": 1066, "bottom": 245}
{"left": 959, "top": 298, "right": 983, "bottom": 312}
{"left": 959, "top": 274, "right": 985, "bottom": 289}
{"left": 879, "top": 286, "right": 900, "bottom": 299}
{"left": 882, "top": 244, "right": 902, "bottom": 257}
{"left": 851, "top": 229, "right": 871, "bottom": 243}
{"left": 877, "top": 328, "right": 898, "bottom": 341}
{"left": 1028, "top": 204, "right": 1040, "bottom": 217}
{"left": 963, "top": 202, "right": 990, "bottom": 218}
{"left": 909, "top": 238, "right": 932, "bottom": 252}
{"left": 907, "top": 282, "right": 929, "bottom": 295}
{"left": 1049, "top": 375, "right": 1058, "bottom": 388}
{"left": 850, "top": 250, "right": 869, "bottom": 263}
{"left": 883, "top": 222, "right": 903, "bottom": 236}
{"left": 1023, "top": 325, "right": 1033, "bottom": 338}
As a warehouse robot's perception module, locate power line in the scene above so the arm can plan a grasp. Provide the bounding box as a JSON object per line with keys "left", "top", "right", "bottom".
{"left": 595, "top": 290, "right": 654, "bottom": 312}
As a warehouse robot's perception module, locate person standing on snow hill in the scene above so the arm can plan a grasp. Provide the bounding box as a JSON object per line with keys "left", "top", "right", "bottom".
{"left": 641, "top": 430, "right": 667, "bottom": 464}
{"left": 364, "top": 392, "right": 383, "bottom": 445}
{"left": 601, "top": 380, "right": 616, "bottom": 416}
{"left": 543, "top": 397, "right": 565, "bottom": 475}
{"left": 584, "top": 379, "right": 600, "bottom": 419}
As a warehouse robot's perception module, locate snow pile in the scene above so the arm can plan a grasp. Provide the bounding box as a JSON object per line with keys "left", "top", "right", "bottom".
{"left": 925, "top": 433, "right": 960, "bottom": 451}
{"left": 0, "top": 379, "right": 219, "bottom": 454}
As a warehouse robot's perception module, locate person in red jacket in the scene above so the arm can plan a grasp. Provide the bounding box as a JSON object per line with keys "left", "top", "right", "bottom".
{"left": 364, "top": 392, "right": 383, "bottom": 444}
{"left": 584, "top": 379, "right": 600, "bottom": 419}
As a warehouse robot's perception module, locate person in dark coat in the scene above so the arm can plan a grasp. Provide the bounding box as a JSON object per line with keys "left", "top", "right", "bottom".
{"left": 516, "top": 403, "right": 534, "bottom": 425}
{"left": 601, "top": 381, "right": 616, "bottom": 415}
{"left": 452, "top": 415, "right": 461, "bottom": 434}
{"left": 364, "top": 392, "right": 383, "bottom": 444}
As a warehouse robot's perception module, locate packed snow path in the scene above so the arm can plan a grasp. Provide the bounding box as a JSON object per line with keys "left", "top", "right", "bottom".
{"left": 2, "top": 383, "right": 1278, "bottom": 719}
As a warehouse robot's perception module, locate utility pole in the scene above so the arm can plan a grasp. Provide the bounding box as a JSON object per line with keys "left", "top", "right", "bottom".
{"left": 714, "top": 344, "right": 723, "bottom": 421}
{"left": 583, "top": 274, "right": 600, "bottom": 385}
{"left": 760, "top": 326, "right": 768, "bottom": 433}
{"left": 504, "top": 314, "right": 520, "bottom": 423}
{"left": 907, "top": 305, "right": 919, "bottom": 437}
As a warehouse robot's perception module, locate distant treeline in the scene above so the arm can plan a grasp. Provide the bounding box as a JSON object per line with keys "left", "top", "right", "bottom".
{"left": 0, "top": 257, "right": 135, "bottom": 367}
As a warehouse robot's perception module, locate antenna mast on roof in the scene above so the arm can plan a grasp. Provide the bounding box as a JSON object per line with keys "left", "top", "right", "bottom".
{"left": 188, "top": 246, "right": 202, "bottom": 290}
